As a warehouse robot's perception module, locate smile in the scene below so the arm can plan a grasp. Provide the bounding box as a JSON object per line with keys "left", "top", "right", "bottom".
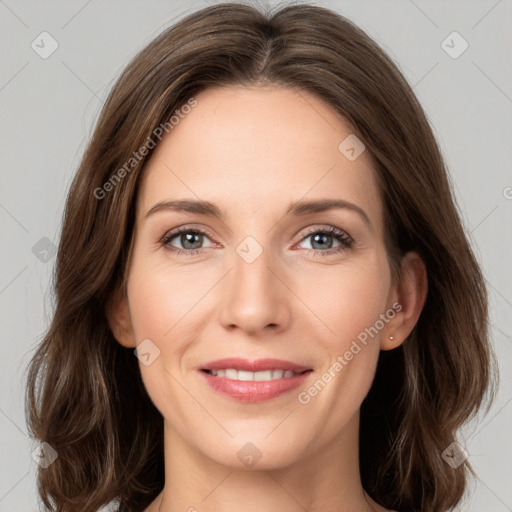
{"left": 198, "top": 358, "right": 313, "bottom": 402}
{"left": 203, "top": 369, "right": 304, "bottom": 380}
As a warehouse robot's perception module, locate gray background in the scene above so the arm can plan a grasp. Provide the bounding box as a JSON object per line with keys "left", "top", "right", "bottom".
{"left": 1, "top": 0, "right": 511, "bottom": 510}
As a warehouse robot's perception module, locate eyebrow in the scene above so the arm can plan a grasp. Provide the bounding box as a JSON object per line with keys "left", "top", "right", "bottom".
{"left": 145, "top": 198, "right": 371, "bottom": 227}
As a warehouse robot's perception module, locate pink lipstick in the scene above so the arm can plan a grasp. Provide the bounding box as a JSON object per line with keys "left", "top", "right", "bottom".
{"left": 199, "top": 358, "right": 313, "bottom": 402}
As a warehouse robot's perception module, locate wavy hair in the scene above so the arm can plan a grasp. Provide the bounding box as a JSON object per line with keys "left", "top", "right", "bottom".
{"left": 25, "top": 2, "right": 497, "bottom": 511}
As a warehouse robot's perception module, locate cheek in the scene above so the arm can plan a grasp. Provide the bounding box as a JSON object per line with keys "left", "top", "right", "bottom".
{"left": 125, "top": 260, "right": 221, "bottom": 397}
{"left": 295, "top": 257, "right": 390, "bottom": 344}
{"left": 126, "top": 260, "right": 211, "bottom": 342}
{"left": 292, "top": 259, "right": 389, "bottom": 431}
{"left": 125, "top": 265, "right": 200, "bottom": 422}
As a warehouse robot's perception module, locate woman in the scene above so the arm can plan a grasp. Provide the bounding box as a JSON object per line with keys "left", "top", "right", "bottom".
{"left": 25, "top": 3, "right": 497, "bottom": 511}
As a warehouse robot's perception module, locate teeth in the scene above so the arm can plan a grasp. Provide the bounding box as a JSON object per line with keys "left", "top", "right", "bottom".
{"left": 238, "top": 370, "right": 255, "bottom": 381}
{"left": 225, "top": 369, "right": 236, "bottom": 379}
{"left": 255, "top": 370, "right": 272, "bottom": 381}
{"left": 207, "top": 369, "right": 301, "bottom": 381}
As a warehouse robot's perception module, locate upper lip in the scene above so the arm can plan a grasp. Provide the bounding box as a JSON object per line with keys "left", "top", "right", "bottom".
{"left": 201, "top": 358, "right": 312, "bottom": 373}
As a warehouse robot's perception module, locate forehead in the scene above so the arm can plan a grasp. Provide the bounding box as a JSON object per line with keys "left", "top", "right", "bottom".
{"left": 136, "top": 85, "right": 383, "bottom": 232}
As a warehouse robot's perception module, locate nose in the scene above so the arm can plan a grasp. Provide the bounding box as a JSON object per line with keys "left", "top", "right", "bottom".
{"left": 218, "top": 245, "right": 291, "bottom": 336}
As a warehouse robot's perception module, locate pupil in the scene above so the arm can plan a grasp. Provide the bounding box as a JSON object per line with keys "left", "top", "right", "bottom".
{"left": 312, "top": 233, "right": 332, "bottom": 250}
{"left": 183, "top": 232, "right": 202, "bottom": 249}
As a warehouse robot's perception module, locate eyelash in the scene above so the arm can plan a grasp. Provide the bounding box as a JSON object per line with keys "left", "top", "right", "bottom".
{"left": 159, "top": 225, "right": 354, "bottom": 258}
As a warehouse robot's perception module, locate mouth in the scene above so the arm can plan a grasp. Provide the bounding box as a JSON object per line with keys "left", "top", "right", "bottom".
{"left": 201, "top": 368, "right": 311, "bottom": 381}
{"left": 199, "top": 358, "right": 313, "bottom": 402}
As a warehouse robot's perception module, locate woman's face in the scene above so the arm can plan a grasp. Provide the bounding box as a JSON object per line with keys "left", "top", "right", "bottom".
{"left": 113, "top": 85, "right": 402, "bottom": 469}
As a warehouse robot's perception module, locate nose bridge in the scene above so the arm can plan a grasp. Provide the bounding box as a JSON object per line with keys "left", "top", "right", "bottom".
{"left": 234, "top": 237, "right": 274, "bottom": 293}
{"left": 219, "top": 233, "right": 289, "bottom": 334}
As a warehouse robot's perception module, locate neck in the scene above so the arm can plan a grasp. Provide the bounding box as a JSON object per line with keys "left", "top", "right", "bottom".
{"left": 156, "top": 412, "right": 379, "bottom": 512}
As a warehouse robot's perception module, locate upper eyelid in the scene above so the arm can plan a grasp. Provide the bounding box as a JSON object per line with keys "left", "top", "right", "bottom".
{"left": 163, "top": 224, "right": 217, "bottom": 242}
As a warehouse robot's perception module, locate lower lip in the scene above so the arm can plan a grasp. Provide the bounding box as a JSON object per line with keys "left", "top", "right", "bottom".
{"left": 199, "top": 370, "right": 312, "bottom": 402}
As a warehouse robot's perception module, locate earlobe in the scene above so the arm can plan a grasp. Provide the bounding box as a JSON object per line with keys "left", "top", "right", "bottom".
{"left": 381, "top": 251, "right": 428, "bottom": 351}
{"left": 105, "top": 285, "right": 137, "bottom": 348}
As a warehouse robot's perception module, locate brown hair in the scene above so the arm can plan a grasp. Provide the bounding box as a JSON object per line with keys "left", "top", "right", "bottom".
{"left": 25, "top": 2, "right": 497, "bottom": 511}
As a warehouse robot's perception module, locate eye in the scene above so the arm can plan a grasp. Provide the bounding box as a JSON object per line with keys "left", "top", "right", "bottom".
{"left": 160, "top": 227, "right": 215, "bottom": 257}
{"left": 296, "top": 226, "right": 353, "bottom": 255}
{"left": 160, "top": 225, "right": 354, "bottom": 257}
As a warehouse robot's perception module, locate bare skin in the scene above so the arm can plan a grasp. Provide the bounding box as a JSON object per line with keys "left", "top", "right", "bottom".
{"left": 108, "top": 85, "right": 426, "bottom": 512}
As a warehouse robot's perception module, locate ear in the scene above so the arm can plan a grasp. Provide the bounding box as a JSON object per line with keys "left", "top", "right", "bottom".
{"left": 105, "top": 284, "right": 137, "bottom": 348}
{"left": 381, "top": 251, "right": 428, "bottom": 351}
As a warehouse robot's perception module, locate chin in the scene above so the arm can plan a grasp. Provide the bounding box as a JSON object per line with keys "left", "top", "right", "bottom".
{"left": 197, "top": 434, "right": 308, "bottom": 471}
